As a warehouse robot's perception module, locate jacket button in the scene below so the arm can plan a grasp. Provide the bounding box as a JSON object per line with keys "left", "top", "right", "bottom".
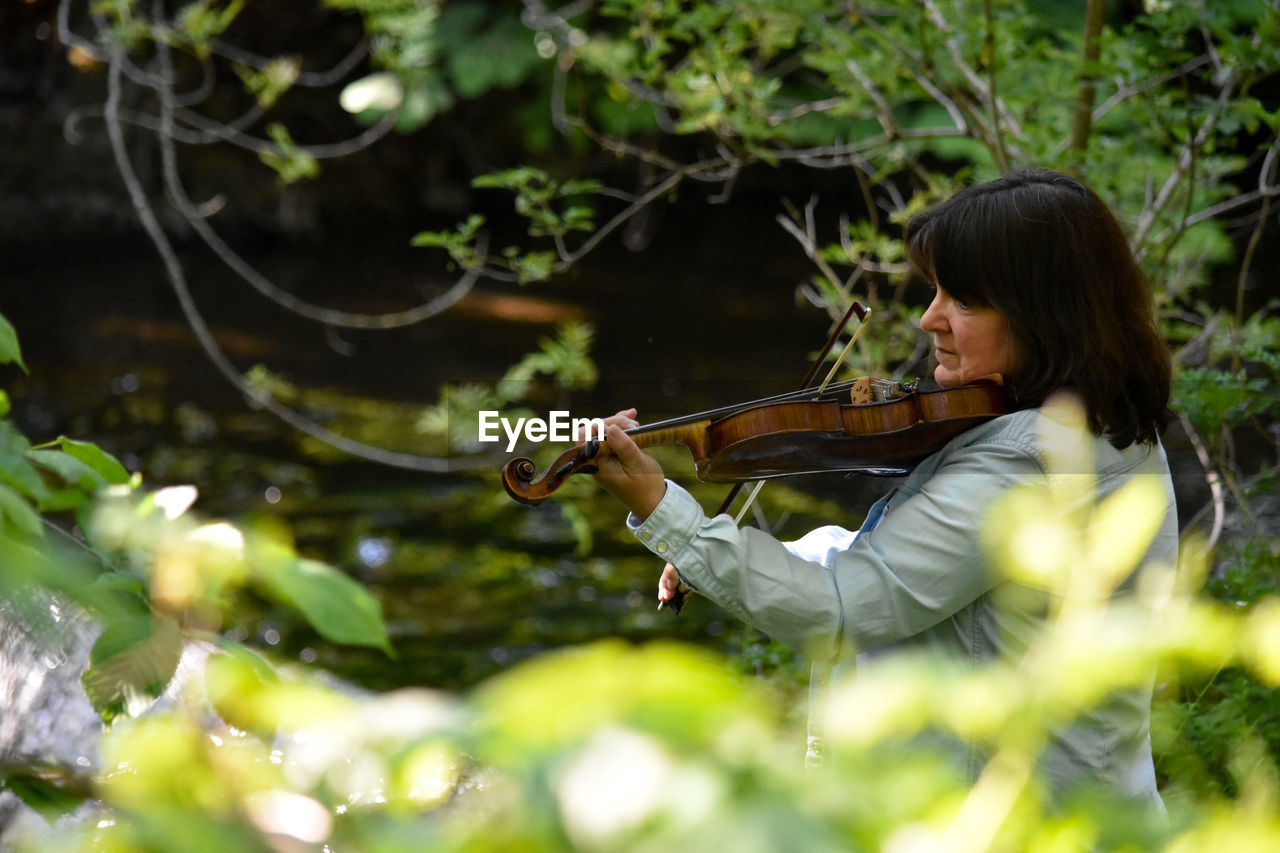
{"left": 656, "top": 542, "right": 669, "bottom": 554}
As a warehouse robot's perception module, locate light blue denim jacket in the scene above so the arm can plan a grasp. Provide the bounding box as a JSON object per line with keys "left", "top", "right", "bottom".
{"left": 628, "top": 408, "right": 1178, "bottom": 803}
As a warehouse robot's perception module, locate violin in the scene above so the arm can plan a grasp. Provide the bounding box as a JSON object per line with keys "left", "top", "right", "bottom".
{"left": 501, "top": 377, "right": 1009, "bottom": 506}
{"left": 501, "top": 297, "right": 1007, "bottom": 615}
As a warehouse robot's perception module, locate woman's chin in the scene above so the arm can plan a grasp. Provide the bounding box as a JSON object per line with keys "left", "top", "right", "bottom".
{"left": 932, "top": 366, "right": 962, "bottom": 387}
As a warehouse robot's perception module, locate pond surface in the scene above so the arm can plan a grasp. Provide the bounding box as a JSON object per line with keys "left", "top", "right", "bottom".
{"left": 2, "top": 204, "right": 891, "bottom": 693}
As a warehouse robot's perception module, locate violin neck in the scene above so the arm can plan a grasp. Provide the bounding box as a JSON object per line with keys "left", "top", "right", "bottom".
{"left": 628, "top": 419, "right": 714, "bottom": 460}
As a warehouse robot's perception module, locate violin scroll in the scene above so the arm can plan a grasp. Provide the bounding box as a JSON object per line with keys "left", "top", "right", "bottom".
{"left": 502, "top": 439, "right": 603, "bottom": 505}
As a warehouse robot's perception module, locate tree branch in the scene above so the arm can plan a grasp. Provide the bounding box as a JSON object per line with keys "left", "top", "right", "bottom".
{"left": 101, "top": 23, "right": 471, "bottom": 473}
{"left": 1132, "top": 73, "right": 1237, "bottom": 253}
{"left": 982, "top": 0, "right": 1009, "bottom": 172}
{"left": 210, "top": 36, "right": 369, "bottom": 88}
{"left": 919, "top": 0, "right": 1027, "bottom": 142}
{"left": 1231, "top": 146, "right": 1278, "bottom": 371}
{"left": 1068, "top": 0, "right": 1107, "bottom": 162}
{"left": 1178, "top": 413, "right": 1225, "bottom": 553}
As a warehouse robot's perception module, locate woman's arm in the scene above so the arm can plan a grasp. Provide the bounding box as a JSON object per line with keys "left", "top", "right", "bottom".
{"left": 629, "top": 437, "right": 1047, "bottom": 661}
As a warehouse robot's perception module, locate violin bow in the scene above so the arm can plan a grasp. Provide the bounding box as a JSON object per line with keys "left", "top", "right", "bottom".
{"left": 660, "top": 298, "right": 871, "bottom": 613}
{"left": 731, "top": 306, "right": 872, "bottom": 525}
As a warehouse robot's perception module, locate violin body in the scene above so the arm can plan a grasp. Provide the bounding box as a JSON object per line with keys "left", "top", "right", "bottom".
{"left": 502, "top": 381, "right": 1009, "bottom": 505}
{"left": 693, "top": 382, "right": 1008, "bottom": 480}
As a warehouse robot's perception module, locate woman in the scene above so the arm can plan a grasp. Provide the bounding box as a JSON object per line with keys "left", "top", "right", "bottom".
{"left": 592, "top": 169, "right": 1178, "bottom": 803}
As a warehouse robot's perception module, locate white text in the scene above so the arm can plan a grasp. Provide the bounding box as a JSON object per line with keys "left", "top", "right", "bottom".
{"left": 478, "top": 411, "right": 607, "bottom": 452}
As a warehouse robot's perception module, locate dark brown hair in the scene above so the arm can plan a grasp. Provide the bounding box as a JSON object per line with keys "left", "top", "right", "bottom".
{"left": 904, "top": 168, "right": 1170, "bottom": 448}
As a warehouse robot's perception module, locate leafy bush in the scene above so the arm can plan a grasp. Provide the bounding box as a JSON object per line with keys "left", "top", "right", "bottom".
{"left": 5, "top": 306, "right": 1280, "bottom": 850}
{"left": 13, "top": 0, "right": 1280, "bottom": 848}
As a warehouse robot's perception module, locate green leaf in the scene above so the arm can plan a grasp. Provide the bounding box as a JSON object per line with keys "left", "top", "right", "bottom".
{"left": 0, "top": 535, "right": 99, "bottom": 618}
{"left": 1, "top": 768, "right": 90, "bottom": 821}
{"left": 82, "top": 613, "right": 184, "bottom": 722}
{"left": 1173, "top": 368, "right": 1272, "bottom": 437}
{"left": 87, "top": 571, "right": 151, "bottom": 620}
{"left": 259, "top": 123, "right": 320, "bottom": 185}
{"left": 440, "top": 1, "right": 543, "bottom": 98}
{"left": 0, "top": 422, "right": 50, "bottom": 503}
{"left": 204, "top": 640, "right": 285, "bottom": 734}
{"left": 411, "top": 214, "right": 485, "bottom": 267}
{"left": 257, "top": 556, "right": 395, "bottom": 657}
{"left": 51, "top": 436, "right": 131, "bottom": 485}
{"left": 176, "top": 0, "right": 244, "bottom": 57}
{"left": 0, "top": 312, "right": 27, "bottom": 373}
{"left": 234, "top": 56, "right": 300, "bottom": 108}
{"left": 27, "top": 449, "right": 110, "bottom": 493}
{"left": 36, "top": 488, "right": 89, "bottom": 513}
{"left": 0, "top": 482, "right": 44, "bottom": 539}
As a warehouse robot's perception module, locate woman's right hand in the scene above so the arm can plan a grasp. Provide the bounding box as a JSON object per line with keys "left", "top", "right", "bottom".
{"left": 658, "top": 562, "right": 682, "bottom": 605}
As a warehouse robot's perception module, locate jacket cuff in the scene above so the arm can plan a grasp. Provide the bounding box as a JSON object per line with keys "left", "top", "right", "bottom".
{"left": 626, "top": 480, "right": 706, "bottom": 586}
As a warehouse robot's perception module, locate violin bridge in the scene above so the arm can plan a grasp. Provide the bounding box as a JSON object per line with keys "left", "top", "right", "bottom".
{"left": 849, "top": 377, "right": 876, "bottom": 404}
{"left": 850, "top": 377, "right": 916, "bottom": 404}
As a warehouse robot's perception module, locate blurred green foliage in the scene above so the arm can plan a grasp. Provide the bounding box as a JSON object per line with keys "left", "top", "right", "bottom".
{"left": 6, "top": 374, "right": 1280, "bottom": 849}
{"left": 9, "top": 0, "right": 1280, "bottom": 848}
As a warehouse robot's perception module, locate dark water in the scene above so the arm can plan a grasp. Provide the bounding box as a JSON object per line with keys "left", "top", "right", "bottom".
{"left": 1, "top": 205, "right": 878, "bottom": 693}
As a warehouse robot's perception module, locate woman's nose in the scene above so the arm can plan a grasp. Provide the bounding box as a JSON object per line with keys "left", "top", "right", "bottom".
{"left": 920, "top": 292, "right": 945, "bottom": 333}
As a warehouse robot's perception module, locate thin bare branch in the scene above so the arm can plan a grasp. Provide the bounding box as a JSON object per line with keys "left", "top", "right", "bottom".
{"left": 1132, "top": 74, "right": 1237, "bottom": 252}
{"left": 162, "top": 141, "right": 482, "bottom": 328}
{"left": 57, "top": 0, "right": 104, "bottom": 61}
{"left": 982, "top": 0, "right": 1009, "bottom": 171}
{"left": 210, "top": 37, "right": 369, "bottom": 87}
{"left": 1178, "top": 413, "right": 1225, "bottom": 553}
{"left": 919, "top": 0, "right": 1026, "bottom": 142}
{"left": 1068, "top": 0, "right": 1107, "bottom": 161}
{"left": 777, "top": 198, "right": 847, "bottom": 297}
{"left": 101, "top": 30, "right": 468, "bottom": 473}
{"left": 1052, "top": 56, "right": 1215, "bottom": 158}
{"left": 911, "top": 72, "right": 970, "bottom": 134}
{"left": 171, "top": 100, "right": 400, "bottom": 158}
{"left": 767, "top": 97, "right": 845, "bottom": 127}
{"left": 552, "top": 167, "right": 693, "bottom": 272}
{"left": 844, "top": 57, "right": 899, "bottom": 138}
{"left": 1232, "top": 147, "right": 1278, "bottom": 371}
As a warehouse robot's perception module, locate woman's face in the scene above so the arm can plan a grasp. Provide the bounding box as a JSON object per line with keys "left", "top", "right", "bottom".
{"left": 919, "top": 284, "right": 1017, "bottom": 387}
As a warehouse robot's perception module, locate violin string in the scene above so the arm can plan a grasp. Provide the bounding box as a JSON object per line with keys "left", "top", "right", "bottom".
{"left": 630, "top": 302, "right": 872, "bottom": 439}
{"left": 659, "top": 298, "right": 868, "bottom": 614}
{"left": 628, "top": 378, "right": 864, "bottom": 435}
{"left": 732, "top": 306, "right": 870, "bottom": 525}
{"left": 731, "top": 307, "right": 873, "bottom": 525}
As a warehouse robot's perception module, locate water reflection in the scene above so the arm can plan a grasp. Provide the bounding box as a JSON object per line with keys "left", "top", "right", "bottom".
{"left": 0, "top": 593, "right": 103, "bottom": 832}
{"left": 357, "top": 536, "right": 394, "bottom": 569}
{"left": 1, "top": 228, "right": 870, "bottom": 695}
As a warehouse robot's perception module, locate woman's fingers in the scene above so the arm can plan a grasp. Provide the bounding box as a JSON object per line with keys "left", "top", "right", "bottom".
{"left": 601, "top": 408, "right": 639, "bottom": 431}
{"left": 594, "top": 421, "right": 667, "bottom": 520}
{"left": 657, "top": 563, "right": 681, "bottom": 602}
{"left": 604, "top": 423, "right": 648, "bottom": 470}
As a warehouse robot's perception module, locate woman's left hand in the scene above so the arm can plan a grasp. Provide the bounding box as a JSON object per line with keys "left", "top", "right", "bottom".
{"left": 592, "top": 409, "right": 667, "bottom": 520}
